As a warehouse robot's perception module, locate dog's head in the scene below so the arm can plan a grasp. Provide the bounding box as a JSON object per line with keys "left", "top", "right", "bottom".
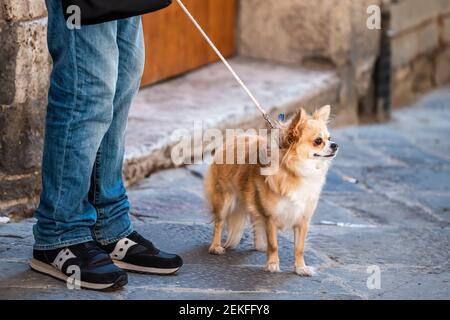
{"left": 281, "top": 105, "right": 338, "bottom": 165}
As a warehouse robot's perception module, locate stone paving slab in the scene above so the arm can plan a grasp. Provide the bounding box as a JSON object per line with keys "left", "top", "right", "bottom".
{"left": 0, "top": 87, "right": 449, "bottom": 300}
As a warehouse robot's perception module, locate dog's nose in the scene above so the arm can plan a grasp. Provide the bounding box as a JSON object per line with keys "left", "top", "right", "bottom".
{"left": 330, "top": 142, "right": 338, "bottom": 151}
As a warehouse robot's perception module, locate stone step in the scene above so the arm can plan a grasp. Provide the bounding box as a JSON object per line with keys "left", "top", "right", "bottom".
{"left": 124, "top": 57, "right": 340, "bottom": 185}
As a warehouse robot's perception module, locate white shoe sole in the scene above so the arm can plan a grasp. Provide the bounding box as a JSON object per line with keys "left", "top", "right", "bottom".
{"left": 113, "top": 260, "right": 180, "bottom": 275}
{"left": 30, "top": 259, "right": 126, "bottom": 290}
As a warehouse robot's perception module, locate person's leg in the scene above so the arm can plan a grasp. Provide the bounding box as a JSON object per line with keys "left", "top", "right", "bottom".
{"left": 90, "top": 16, "right": 145, "bottom": 245}
{"left": 90, "top": 19, "right": 183, "bottom": 274}
{"left": 33, "top": 0, "right": 120, "bottom": 250}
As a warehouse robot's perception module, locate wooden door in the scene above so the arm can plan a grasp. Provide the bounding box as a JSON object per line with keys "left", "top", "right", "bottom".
{"left": 141, "top": 0, "right": 237, "bottom": 87}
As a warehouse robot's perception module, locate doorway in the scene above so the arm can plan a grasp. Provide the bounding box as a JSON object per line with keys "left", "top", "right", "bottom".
{"left": 141, "top": 0, "right": 237, "bottom": 86}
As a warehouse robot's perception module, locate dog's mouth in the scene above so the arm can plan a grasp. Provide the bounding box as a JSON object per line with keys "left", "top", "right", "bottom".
{"left": 314, "top": 153, "right": 336, "bottom": 158}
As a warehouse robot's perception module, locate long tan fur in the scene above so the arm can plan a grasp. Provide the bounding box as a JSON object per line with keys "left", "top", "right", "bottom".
{"left": 205, "top": 106, "right": 336, "bottom": 276}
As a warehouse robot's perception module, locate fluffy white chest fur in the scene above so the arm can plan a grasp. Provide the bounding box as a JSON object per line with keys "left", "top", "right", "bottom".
{"left": 274, "top": 160, "right": 329, "bottom": 230}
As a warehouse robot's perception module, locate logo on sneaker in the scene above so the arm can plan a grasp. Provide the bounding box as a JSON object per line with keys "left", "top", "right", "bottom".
{"left": 110, "top": 238, "right": 137, "bottom": 260}
{"left": 51, "top": 248, "right": 76, "bottom": 271}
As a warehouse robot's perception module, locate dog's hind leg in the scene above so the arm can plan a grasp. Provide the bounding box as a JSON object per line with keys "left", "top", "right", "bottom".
{"left": 209, "top": 219, "right": 225, "bottom": 255}
{"left": 209, "top": 193, "right": 235, "bottom": 255}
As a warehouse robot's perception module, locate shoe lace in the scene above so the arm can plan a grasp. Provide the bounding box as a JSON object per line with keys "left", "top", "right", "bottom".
{"left": 132, "top": 232, "right": 159, "bottom": 254}
{"left": 80, "top": 241, "right": 108, "bottom": 259}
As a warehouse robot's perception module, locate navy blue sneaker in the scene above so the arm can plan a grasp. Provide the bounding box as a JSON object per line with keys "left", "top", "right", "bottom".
{"left": 30, "top": 241, "right": 127, "bottom": 290}
{"left": 99, "top": 231, "right": 183, "bottom": 275}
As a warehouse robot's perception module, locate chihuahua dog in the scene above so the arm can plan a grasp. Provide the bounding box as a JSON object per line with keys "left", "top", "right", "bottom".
{"left": 204, "top": 105, "right": 338, "bottom": 276}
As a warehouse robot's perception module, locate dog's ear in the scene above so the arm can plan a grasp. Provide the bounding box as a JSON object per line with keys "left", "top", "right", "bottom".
{"left": 283, "top": 108, "right": 306, "bottom": 146}
{"left": 313, "top": 105, "right": 331, "bottom": 123}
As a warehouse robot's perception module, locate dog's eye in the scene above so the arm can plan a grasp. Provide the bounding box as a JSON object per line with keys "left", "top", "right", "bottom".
{"left": 314, "top": 138, "right": 323, "bottom": 146}
{"left": 328, "top": 137, "right": 331, "bottom": 141}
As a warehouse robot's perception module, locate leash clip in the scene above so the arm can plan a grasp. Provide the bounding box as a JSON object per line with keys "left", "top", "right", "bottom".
{"left": 263, "top": 114, "right": 279, "bottom": 130}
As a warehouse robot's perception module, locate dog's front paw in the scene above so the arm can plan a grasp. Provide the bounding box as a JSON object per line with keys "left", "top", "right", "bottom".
{"left": 265, "top": 262, "right": 281, "bottom": 273}
{"left": 295, "top": 266, "right": 315, "bottom": 277}
{"left": 209, "top": 245, "right": 225, "bottom": 255}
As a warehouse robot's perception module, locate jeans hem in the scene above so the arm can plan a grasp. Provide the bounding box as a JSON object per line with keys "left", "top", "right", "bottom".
{"left": 33, "top": 236, "right": 94, "bottom": 251}
{"left": 94, "top": 225, "right": 134, "bottom": 246}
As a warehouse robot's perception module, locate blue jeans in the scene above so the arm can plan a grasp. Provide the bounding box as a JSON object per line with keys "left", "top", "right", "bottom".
{"left": 33, "top": 0, "right": 145, "bottom": 250}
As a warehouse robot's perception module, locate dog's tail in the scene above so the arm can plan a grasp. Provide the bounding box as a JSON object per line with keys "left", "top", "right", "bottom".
{"left": 224, "top": 210, "right": 247, "bottom": 249}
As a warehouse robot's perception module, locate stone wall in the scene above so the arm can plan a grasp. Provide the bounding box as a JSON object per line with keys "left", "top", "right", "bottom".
{"left": 388, "top": 0, "right": 450, "bottom": 107}
{"left": 237, "top": 0, "right": 382, "bottom": 126}
{"left": 0, "top": 0, "right": 50, "bottom": 219}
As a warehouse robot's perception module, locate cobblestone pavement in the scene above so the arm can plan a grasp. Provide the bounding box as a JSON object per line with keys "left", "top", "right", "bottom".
{"left": 1, "top": 87, "right": 449, "bottom": 300}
